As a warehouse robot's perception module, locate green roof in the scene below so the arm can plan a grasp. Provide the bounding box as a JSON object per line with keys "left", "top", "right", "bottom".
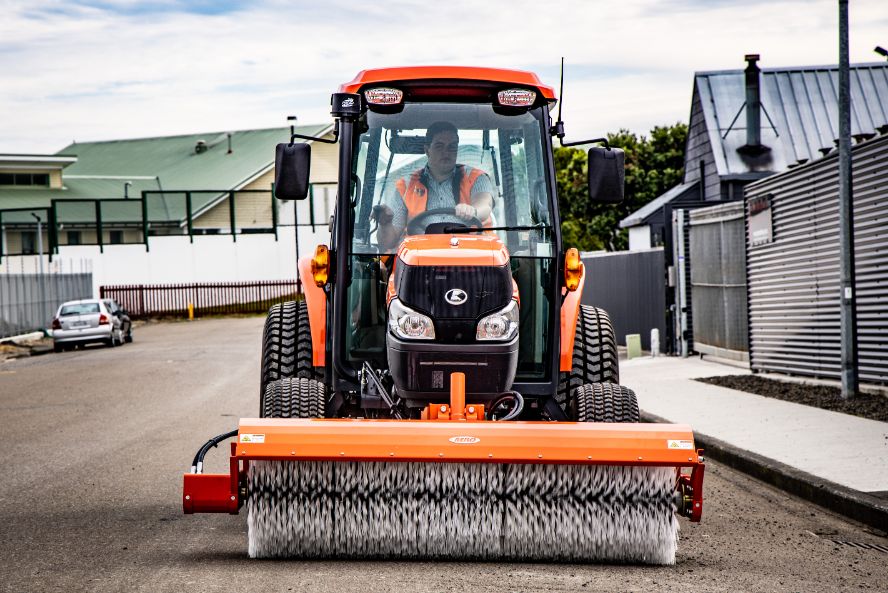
{"left": 0, "top": 124, "right": 330, "bottom": 223}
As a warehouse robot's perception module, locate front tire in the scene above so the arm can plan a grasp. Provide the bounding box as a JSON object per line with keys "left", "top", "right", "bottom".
{"left": 259, "top": 301, "right": 321, "bottom": 411}
{"left": 262, "top": 378, "right": 327, "bottom": 418}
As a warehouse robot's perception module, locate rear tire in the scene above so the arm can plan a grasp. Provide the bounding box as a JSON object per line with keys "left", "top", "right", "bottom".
{"left": 556, "top": 305, "right": 619, "bottom": 412}
{"left": 259, "top": 301, "right": 322, "bottom": 412}
{"left": 262, "top": 377, "right": 327, "bottom": 418}
{"left": 53, "top": 343, "right": 62, "bottom": 353}
{"left": 124, "top": 326, "right": 133, "bottom": 343}
{"left": 572, "top": 382, "right": 639, "bottom": 422}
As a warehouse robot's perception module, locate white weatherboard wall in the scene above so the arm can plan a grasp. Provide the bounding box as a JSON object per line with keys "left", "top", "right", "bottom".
{"left": 2, "top": 225, "right": 331, "bottom": 297}
{"left": 628, "top": 225, "right": 651, "bottom": 251}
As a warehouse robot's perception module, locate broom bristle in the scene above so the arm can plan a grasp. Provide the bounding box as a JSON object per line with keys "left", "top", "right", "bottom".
{"left": 246, "top": 460, "right": 679, "bottom": 564}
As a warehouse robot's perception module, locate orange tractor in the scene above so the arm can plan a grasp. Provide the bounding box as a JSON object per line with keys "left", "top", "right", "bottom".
{"left": 184, "top": 66, "right": 704, "bottom": 564}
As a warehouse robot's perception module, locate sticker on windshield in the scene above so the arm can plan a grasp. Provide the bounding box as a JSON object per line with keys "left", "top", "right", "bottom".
{"left": 667, "top": 439, "right": 694, "bottom": 450}
{"left": 239, "top": 434, "right": 265, "bottom": 444}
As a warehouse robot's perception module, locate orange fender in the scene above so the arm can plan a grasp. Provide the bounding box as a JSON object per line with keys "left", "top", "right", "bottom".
{"left": 559, "top": 262, "right": 585, "bottom": 372}
{"left": 297, "top": 256, "right": 327, "bottom": 368}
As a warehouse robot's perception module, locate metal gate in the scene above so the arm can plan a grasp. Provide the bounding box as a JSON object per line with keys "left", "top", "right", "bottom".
{"left": 581, "top": 249, "right": 666, "bottom": 352}
{"left": 1, "top": 272, "right": 93, "bottom": 338}
{"left": 744, "top": 135, "right": 888, "bottom": 384}
{"left": 689, "top": 202, "right": 749, "bottom": 360}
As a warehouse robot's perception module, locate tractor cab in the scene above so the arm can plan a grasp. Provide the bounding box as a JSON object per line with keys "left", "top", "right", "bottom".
{"left": 275, "top": 66, "right": 625, "bottom": 418}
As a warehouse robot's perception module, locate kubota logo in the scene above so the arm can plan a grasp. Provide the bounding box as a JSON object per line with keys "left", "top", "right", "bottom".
{"left": 449, "top": 436, "right": 480, "bottom": 444}
{"left": 445, "top": 288, "right": 467, "bottom": 305}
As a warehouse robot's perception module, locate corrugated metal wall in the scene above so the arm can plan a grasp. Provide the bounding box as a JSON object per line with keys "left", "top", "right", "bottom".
{"left": 689, "top": 202, "right": 749, "bottom": 359}
{"left": 745, "top": 134, "right": 888, "bottom": 384}
{"left": 581, "top": 249, "right": 666, "bottom": 352}
{"left": 0, "top": 273, "right": 93, "bottom": 338}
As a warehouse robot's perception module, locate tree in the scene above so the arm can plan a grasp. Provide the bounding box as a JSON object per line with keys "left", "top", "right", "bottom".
{"left": 555, "top": 123, "right": 687, "bottom": 251}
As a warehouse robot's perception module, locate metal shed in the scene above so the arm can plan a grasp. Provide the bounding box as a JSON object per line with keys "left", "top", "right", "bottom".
{"left": 744, "top": 134, "right": 888, "bottom": 384}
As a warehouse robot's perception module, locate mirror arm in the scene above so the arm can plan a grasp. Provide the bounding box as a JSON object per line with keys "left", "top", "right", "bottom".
{"left": 291, "top": 121, "right": 340, "bottom": 145}
{"left": 560, "top": 135, "right": 610, "bottom": 149}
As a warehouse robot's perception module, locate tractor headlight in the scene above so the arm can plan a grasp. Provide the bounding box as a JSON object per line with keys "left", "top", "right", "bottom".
{"left": 388, "top": 299, "right": 435, "bottom": 340}
{"left": 476, "top": 300, "right": 519, "bottom": 341}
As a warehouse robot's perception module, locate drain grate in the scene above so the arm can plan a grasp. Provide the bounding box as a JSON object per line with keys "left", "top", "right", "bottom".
{"left": 830, "top": 539, "right": 888, "bottom": 553}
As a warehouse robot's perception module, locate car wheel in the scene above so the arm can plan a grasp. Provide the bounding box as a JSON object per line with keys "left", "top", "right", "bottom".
{"left": 54, "top": 342, "right": 62, "bottom": 353}
{"left": 124, "top": 326, "right": 133, "bottom": 343}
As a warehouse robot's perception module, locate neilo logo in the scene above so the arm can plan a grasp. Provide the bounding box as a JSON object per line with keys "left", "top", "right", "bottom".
{"left": 341, "top": 97, "right": 355, "bottom": 108}
{"left": 449, "top": 436, "right": 480, "bottom": 444}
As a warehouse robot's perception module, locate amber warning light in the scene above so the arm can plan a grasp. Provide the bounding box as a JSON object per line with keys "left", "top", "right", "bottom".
{"left": 497, "top": 89, "right": 536, "bottom": 107}
{"left": 364, "top": 88, "right": 403, "bottom": 105}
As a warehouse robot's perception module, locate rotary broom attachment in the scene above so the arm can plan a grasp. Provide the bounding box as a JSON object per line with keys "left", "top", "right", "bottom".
{"left": 184, "top": 404, "right": 704, "bottom": 565}
{"left": 246, "top": 460, "right": 679, "bottom": 563}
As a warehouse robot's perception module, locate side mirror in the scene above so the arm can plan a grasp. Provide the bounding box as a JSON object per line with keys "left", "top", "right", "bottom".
{"left": 587, "top": 146, "right": 625, "bottom": 204}
{"left": 274, "top": 143, "right": 311, "bottom": 200}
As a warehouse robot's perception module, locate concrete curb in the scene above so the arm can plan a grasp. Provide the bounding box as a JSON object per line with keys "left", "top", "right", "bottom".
{"left": 642, "top": 411, "right": 888, "bottom": 533}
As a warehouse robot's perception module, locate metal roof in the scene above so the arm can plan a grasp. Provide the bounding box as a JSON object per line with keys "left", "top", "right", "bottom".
{"left": 696, "top": 62, "right": 888, "bottom": 176}
{"left": 619, "top": 181, "right": 699, "bottom": 228}
{"left": 0, "top": 124, "right": 331, "bottom": 223}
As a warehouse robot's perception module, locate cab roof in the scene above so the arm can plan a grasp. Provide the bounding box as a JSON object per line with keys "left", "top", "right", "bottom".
{"left": 339, "top": 66, "right": 556, "bottom": 100}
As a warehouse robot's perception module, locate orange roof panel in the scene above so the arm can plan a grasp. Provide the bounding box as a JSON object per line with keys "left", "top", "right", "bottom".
{"left": 339, "top": 66, "right": 556, "bottom": 100}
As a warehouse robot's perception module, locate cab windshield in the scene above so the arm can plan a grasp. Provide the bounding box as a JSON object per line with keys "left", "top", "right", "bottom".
{"left": 346, "top": 102, "right": 556, "bottom": 380}
{"left": 351, "top": 103, "right": 554, "bottom": 255}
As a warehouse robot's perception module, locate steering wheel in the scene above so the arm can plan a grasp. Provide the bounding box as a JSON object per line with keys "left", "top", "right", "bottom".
{"left": 405, "top": 207, "right": 483, "bottom": 236}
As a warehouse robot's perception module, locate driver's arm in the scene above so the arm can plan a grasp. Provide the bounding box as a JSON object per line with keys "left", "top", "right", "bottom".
{"left": 455, "top": 172, "right": 494, "bottom": 222}
{"left": 375, "top": 190, "right": 408, "bottom": 251}
{"left": 454, "top": 193, "right": 492, "bottom": 221}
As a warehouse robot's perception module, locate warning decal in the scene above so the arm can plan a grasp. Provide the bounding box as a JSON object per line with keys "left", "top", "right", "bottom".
{"left": 239, "top": 434, "right": 265, "bottom": 443}
{"left": 667, "top": 439, "right": 694, "bottom": 450}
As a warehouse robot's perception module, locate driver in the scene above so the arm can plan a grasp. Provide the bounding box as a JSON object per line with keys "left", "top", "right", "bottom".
{"left": 374, "top": 121, "right": 494, "bottom": 250}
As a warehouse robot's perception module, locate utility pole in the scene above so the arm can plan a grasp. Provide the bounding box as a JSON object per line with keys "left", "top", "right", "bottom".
{"left": 838, "top": 0, "right": 858, "bottom": 398}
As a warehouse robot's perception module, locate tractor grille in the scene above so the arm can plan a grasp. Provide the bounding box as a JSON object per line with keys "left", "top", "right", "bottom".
{"left": 395, "top": 262, "right": 512, "bottom": 321}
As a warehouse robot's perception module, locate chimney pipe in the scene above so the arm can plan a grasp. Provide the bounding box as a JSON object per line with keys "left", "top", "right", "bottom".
{"left": 744, "top": 54, "right": 761, "bottom": 148}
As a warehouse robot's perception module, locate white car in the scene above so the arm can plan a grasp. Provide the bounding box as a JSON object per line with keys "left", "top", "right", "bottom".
{"left": 51, "top": 299, "right": 131, "bottom": 352}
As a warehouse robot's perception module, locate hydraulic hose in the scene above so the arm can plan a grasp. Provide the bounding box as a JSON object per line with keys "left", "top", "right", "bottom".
{"left": 488, "top": 391, "right": 524, "bottom": 421}
{"left": 190, "top": 428, "right": 238, "bottom": 474}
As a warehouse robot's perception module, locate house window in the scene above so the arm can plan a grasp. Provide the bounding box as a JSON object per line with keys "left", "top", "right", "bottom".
{"left": 109, "top": 230, "right": 124, "bottom": 244}
{"left": 0, "top": 173, "right": 50, "bottom": 187}
{"left": 67, "top": 230, "right": 82, "bottom": 245}
{"left": 20, "top": 231, "right": 37, "bottom": 254}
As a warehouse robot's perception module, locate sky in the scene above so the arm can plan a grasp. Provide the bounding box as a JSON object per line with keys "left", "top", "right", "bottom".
{"left": 1, "top": 0, "right": 886, "bottom": 154}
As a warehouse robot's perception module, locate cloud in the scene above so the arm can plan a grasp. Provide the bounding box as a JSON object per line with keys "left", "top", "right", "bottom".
{"left": 0, "top": 0, "right": 885, "bottom": 153}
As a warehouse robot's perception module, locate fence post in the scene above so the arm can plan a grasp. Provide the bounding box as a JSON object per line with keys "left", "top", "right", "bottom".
{"left": 95, "top": 200, "right": 104, "bottom": 253}
{"left": 141, "top": 192, "right": 149, "bottom": 252}
{"left": 271, "top": 186, "right": 278, "bottom": 241}
{"left": 229, "top": 191, "right": 237, "bottom": 242}
{"left": 186, "top": 191, "right": 194, "bottom": 243}
{"left": 139, "top": 284, "right": 145, "bottom": 317}
{"left": 48, "top": 204, "right": 58, "bottom": 261}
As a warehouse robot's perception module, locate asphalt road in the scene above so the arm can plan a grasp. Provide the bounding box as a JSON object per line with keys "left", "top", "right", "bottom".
{"left": 1, "top": 317, "right": 886, "bottom": 593}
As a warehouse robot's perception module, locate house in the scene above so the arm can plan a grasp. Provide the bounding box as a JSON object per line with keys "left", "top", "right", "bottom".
{"left": 0, "top": 124, "right": 337, "bottom": 257}
{"left": 620, "top": 56, "right": 888, "bottom": 250}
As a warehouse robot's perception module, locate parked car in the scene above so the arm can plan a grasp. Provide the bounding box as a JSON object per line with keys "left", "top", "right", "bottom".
{"left": 51, "top": 299, "right": 132, "bottom": 352}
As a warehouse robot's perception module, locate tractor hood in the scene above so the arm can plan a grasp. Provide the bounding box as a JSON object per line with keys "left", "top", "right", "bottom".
{"left": 397, "top": 234, "right": 509, "bottom": 267}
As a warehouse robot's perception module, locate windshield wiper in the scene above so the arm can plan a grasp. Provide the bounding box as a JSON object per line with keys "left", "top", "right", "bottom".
{"left": 441, "top": 223, "right": 551, "bottom": 234}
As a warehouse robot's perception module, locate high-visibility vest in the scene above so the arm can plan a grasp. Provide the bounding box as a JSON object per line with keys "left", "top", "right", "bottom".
{"left": 395, "top": 165, "right": 493, "bottom": 227}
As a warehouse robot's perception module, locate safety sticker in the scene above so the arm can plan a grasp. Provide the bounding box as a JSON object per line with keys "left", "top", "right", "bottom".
{"left": 239, "top": 434, "right": 265, "bottom": 443}
{"left": 667, "top": 439, "right": 694, "bottom": 450}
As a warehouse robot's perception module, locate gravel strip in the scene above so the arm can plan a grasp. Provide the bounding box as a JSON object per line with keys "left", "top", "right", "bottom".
{"left": 696, "top": 375, "right": 888, "bottom": 422}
